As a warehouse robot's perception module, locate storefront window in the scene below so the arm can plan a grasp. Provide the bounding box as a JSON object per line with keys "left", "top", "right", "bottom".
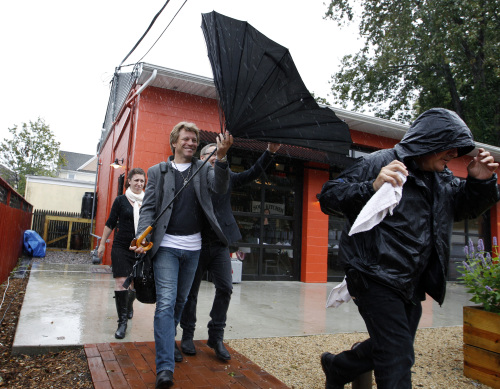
{"left": 327, "top": 214, "right": 346, "bottom": 280}
{"left": 326, "top": 169, "right": 348, "bottom": 281}
{"left": 228, "top": 150, "right": 300, "bottom": 280}
{"left": 449, "top": 212, "right": 491, "bottom": 280}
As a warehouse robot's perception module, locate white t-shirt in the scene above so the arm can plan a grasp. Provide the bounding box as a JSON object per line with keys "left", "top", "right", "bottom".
{"left": 159, "top": 161, "right": 202, "bottom": 251}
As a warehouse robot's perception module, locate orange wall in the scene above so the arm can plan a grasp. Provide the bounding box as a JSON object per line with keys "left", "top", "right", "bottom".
{"left": 95, "top": 83, "right": 500, "bottom": 279}
{"left": 95, "top": 87, "right": 221, "bottom": 265}
{"left": 301, "top": 164, "right": 330, "bottom": 282}
{"left": 350, "top": 129, "right": 398, "bottom": 150}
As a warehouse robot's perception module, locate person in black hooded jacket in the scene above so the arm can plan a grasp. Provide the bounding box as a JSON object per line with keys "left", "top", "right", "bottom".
{"left": 318, "top": 108, "right": 499, "bottom": 389}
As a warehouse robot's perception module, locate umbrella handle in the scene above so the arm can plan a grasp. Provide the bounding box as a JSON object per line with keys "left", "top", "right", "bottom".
{"left": 131, "top": 225, "right": 153, "bottom": 252}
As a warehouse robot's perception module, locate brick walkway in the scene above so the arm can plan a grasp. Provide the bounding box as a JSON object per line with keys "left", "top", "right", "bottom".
{"left": 85, "top": 340, "right": 289, "bottom": 389}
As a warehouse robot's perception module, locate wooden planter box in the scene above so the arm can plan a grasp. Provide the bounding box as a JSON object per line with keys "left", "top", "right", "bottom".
{"left": 463, "top": 305, "right": 500, "bottom": 387}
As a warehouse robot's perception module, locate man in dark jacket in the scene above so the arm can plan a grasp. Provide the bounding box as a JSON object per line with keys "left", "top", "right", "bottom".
{"left": 179, "top": 142, "right": 281, "bottom": 361}
{"left": 318, "top": 108, "right": 499, "bottom": 389}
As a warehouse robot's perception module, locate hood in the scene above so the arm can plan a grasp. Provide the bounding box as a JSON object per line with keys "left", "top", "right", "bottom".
{"left": 395, "top": 108, "right": 475, "bottom": 161}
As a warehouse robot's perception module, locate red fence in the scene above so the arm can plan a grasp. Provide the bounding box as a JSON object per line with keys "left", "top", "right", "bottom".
{"left": 0, "top": 177, "right": 32, "bottom": 284}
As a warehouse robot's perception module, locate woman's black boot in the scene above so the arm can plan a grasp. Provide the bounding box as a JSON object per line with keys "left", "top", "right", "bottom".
{"left": 127, "top": 289, "right": 136, "bottom": 319}
{"left": 114, "top": 290, "right": 128, "bottom": 339}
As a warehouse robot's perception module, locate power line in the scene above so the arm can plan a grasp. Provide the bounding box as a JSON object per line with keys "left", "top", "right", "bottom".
{"left": 118, "top": 0, "right": 172, "bottom": 68}
{"left": 137, "top": 0, "right": 188, "bottom": 64}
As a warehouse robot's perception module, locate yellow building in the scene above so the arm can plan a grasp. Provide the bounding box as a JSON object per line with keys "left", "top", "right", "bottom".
{"left": 25, "top": 151, "right": 96, "bottom": 212}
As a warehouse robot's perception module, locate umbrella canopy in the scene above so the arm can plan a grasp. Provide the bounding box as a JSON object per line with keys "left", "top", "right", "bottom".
{"left": 201, "top": 11, "right": 352, "bottom": 155}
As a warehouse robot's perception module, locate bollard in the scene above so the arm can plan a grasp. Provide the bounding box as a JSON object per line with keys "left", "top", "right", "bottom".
{"left": 351, "top": 343, "right": 373, "bottom": 389}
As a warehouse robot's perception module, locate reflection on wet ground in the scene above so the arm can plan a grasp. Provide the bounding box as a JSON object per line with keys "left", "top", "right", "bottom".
{"left": 13, "top": 262, "right": 471, "bottom": 353}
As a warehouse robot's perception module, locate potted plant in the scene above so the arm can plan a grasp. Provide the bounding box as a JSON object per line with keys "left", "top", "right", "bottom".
{"left": 459, "top": 237, "right": 500, "bottom": 388}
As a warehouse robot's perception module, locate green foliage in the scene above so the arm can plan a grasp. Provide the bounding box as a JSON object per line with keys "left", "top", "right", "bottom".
{"left": 312, "top": 93, "right": 331, "bottom": 106}
{"left": 0, "top": 118, "right": 64, "bottom": 195}
{"left": 458, "top": 238, "right": 500, "bottom": 313}
{"left": 325, "top": 0, "right": 500, "bottom": 144}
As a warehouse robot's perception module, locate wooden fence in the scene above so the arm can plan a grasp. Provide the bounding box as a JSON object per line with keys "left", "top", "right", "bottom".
{"left": 32, "top": 210, "right": 94, "bottom": 251}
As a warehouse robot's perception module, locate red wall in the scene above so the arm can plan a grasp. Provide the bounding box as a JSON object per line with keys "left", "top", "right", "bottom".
{"left": 0, "top": 177, "right": 32, "bottom": 284}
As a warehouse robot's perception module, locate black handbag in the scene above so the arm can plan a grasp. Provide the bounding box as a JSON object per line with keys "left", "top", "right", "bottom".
{"left": 131, "top": 253, "right": 156, "bottom": 304}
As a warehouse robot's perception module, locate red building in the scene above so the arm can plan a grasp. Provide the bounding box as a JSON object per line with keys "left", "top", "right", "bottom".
{"left": 95, "top": 63, "right": 500, "bottom": 283}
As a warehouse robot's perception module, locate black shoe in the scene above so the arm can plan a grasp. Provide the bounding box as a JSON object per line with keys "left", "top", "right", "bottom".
{"left": 207, "top": 339, "right": 231, "bottom": 361}
{"left": 155, "top": 369, "right": 173, "bottom": 388}
{"left": 174, "top": 342, "right": 183, "bottom": 362}
{"left": 114, "top": 291, "right": 128, "bottom": 339}
{"left": 181, "top": 338, "right": 196, "bottom": 355}
{"left": 321, "top": 352, "right": 345, "bottom": 389}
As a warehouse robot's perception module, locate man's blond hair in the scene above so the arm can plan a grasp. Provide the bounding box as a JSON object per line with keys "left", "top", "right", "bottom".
{"left": 170, "top": 122, "right": 200, "bottom": 155}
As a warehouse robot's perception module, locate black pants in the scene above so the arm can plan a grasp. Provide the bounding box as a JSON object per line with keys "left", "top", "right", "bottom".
{"left": 180, "top": 243, "right": 233, "bottom": 341}
{"left": 338, "top": 272, "right": 422, "bottom": 389}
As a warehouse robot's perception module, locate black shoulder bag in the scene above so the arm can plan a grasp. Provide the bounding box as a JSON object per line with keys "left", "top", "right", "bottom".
{"left": 124, "top": 161, "right": 167, "bottom": 304}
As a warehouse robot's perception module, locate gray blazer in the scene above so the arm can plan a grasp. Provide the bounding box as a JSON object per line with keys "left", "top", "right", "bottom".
{"left": 137, "top": 156, "right": 230, "bottom": 257}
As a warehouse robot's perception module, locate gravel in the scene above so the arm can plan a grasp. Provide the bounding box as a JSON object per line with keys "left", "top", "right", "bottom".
{"left": 32, "top": 250, "right": 94, "bottom": 265}
{"left": 27, "top": 251, "right": 490, "bottom": 388}
{"left": 227, "top": 327, "right": 488, "bottom": 388}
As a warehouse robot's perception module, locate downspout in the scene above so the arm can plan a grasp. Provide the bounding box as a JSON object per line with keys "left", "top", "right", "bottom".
{"left": 89, "top": 154, "right": 101, "bottom": 263}
{"left": 125, "top": 69, "right": 157, "bottom": 106}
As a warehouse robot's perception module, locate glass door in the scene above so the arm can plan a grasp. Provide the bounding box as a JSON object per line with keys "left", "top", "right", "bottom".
{"left": 229, "top": 151, "right": 302, "bottom": 280}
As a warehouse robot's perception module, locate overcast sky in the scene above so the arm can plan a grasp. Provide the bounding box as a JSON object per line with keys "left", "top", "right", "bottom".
{"left": 0, "top": 0, "right": 361, "bottom": 156}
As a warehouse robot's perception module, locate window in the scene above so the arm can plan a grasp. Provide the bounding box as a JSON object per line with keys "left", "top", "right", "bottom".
{"left": 228, "top": 150, "right": 301, "bottom": 280}
{"left": 0, "top": 185, "right": 7, "bottom": 204}
{"left": 9, "top": 193, "right": 21, "bottom": 209}
{"left": 449, "top": 212, "right": 491, "bottom": 280}
{"left": 350, "top": 146, "right": 376, "bottom": 159}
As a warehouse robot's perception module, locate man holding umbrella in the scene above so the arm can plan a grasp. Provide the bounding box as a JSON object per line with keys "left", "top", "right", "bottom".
{"left": 132, "top": 122, "right": 233, "bottom": 389}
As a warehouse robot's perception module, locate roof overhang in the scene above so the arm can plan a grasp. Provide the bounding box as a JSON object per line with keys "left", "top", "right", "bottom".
{"left": 26, "top": 175, "right": 95, "bottom": 188}
{"left": 138, "top": 63, "right": 217, "bottom": 99}
{"left": 332, "top": 106, "right": 500, "bottom": 160}
{"left": 121, "top": 63, "right": 500, "bottom": 161}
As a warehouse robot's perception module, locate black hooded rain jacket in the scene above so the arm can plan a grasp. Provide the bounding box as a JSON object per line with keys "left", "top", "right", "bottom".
{"left": 319, "top": 108, "right": 499, "bottom": 304}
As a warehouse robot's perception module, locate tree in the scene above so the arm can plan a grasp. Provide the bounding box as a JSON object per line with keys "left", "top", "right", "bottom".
{"left": 325, "top": 0, "right": 500, "bottom": 145}
{"left": 0, "top": 118, "right": 65, "bottom": 195}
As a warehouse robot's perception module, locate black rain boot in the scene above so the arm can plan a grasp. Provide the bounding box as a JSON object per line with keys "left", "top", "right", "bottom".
{"left": 127, "top": 289, "right": 136, "bottom": 319}
{"left": 114, "top": 290, "right": 128, "bottom": 339}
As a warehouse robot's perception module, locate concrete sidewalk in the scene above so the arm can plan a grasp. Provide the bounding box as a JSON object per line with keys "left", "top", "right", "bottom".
{"left": 13, "top": 262, "right": 472, "bottom": 354}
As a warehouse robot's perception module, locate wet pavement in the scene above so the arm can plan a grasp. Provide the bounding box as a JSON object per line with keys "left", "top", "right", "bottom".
{"left": 13, "top": 262, "right": 473, "bottom": 354}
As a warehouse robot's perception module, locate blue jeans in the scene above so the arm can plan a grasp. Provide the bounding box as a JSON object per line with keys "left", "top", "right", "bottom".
{"left": 338, "top": 271, "right": 422, "bottom": 388}
{"left": 180, "top": 243, "right": 233, "bottom": 340}
{"left": 153, "top": 247, "right": 200, "bottom": 373}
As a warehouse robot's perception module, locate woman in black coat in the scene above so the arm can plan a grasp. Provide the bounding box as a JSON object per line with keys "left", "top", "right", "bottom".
{"left": 98, "top": 167, "right": 146, "bottom": 339}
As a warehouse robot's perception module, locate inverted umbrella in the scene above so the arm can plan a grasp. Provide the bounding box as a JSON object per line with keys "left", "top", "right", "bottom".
{"left": 201, "top": 11, "right": 352, "bottom": 155}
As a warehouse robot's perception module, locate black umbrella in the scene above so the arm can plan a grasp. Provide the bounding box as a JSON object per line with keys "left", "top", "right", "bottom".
{"left": 201, "top": 11, "right": 352, "bottom": 155}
